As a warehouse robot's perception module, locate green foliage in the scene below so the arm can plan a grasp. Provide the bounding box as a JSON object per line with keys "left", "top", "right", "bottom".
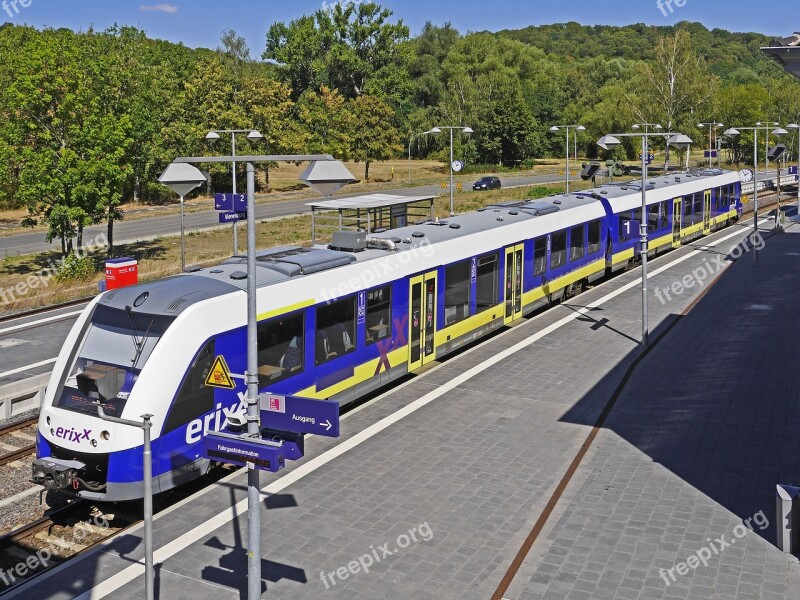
{"left": 264, "top": 2, "right": 410, "bottom": 102}
{"left": 54, "top": 252, "right": 96, "bottom": 282}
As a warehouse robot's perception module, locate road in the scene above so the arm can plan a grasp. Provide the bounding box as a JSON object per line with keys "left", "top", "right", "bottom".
{"left": 0, "top": 173, "right": 563, "bottom": 257}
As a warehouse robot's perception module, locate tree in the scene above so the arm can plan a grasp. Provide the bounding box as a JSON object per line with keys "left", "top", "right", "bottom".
{"left": 632, "top": 30, "right": 718, "bottom": 168}
{"left": 348, "top": 95, "right": 403, "bottom": 179}
{"left": 0, "top": 28, "right": 132, "bottom": 255}
{"left": 264, "top": 2, "right": 410, "bottom": 102}
{"left": 295, "top": 86, "right": 354, "bottom": 159}
{"left": 636, "top": 30, "right": 717, "bottom": 132}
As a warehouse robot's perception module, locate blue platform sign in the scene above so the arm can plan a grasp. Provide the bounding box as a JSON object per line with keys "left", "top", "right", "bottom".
{"left": 215, "top": 193, "right": 248, "bottom": 212}
{"left": 260, "top": 394, "right": 340, "bottom": 437}
{"left": 789, "top": 166, "right": 798, "bottom": 175}
{"left": 219, "top": 211, "right": 247, "bottom": 223}
{"left": 622, "top": 219, "right": 640, "bottom": 238}
{"left": 704, "top": 151, "right": 718, "bottom": 158}
{"left": 202, "top": 430, "right": 286, "bottom": 472}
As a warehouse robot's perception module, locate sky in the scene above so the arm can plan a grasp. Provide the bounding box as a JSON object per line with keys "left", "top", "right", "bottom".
{"left": 2, "top": 0, "right": 799, "bottom": 57}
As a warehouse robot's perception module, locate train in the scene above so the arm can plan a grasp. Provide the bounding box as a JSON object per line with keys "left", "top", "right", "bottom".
{"left": 32, "top": 168, "right": 742, "bottom": 502}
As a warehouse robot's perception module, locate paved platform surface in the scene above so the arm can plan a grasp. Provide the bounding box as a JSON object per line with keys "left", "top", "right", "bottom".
{"left": 16, "top": 215, "right": 800, "bottom": 600}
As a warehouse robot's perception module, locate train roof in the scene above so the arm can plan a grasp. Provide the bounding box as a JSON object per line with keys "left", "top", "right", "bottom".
{"left": 98, "top": 168, "right": 739, "bottom": 315}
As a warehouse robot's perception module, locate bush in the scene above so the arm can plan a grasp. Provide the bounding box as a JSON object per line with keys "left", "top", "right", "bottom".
{"left": 54, "top": 253, "right": 97, "bottom": 282}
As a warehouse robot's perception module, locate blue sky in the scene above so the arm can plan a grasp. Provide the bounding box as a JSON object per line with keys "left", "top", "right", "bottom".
{"left": 2, "top": 0, "right": 798, "bottom": 56}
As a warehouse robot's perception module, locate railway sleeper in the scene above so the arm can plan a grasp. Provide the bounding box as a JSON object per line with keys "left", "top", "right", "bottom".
{"left": 34, "top": 531, "right": 87, "bottom": 552}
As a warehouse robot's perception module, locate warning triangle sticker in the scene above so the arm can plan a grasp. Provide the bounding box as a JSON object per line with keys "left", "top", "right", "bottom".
{"left": 205, "top": 355, "right": 236, "bottom": 389}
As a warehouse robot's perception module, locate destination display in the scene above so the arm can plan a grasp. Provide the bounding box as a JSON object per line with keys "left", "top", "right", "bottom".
{"left": 201, "top": 431, "right": 285, "bottom": 472}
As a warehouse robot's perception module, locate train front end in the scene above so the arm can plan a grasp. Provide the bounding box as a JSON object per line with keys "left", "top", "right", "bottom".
{"left": 32, "top": 287, "right": 175, "bottom": 502}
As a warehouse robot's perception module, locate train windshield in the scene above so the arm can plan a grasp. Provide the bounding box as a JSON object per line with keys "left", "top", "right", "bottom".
{"left": 54, "top": 305, "right": 175, "bottom": 417}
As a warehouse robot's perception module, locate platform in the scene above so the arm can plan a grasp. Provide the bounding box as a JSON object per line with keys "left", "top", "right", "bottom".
{"left": 17, "top": 213, "right": 800, "bottom": 600}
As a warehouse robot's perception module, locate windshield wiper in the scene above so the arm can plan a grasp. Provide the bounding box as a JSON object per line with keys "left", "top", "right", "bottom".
{"left": 125, "top": 305, "right": 154, "bottom": 369}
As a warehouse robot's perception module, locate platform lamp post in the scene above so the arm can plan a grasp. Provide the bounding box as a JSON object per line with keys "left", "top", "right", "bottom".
{"left": 95, "top": 407, "right": 154, "bottom": 600}
{"left": 597, "top": 131, "right": 692, "bottom": 347}
{"left": 769, "top": 127, "right": 788, "bottom": 229}
{"left": 408, "top": 129, "right": 435, "bottom": 185}
{"left": 698, "top": 122, "right": 724, "bottom": 167}
{"left": 550, "top": 125, "right": 585, "bottom": 193}
{"left": 631, "top": 123, "right": 662, "bottom": 177}
{"left": 206, "top": 129, "right": 264, "bottom": 255}
{"left": 788, "top": 123, "right": 800, "bottom": 214}
{"left": 157, "top": 163, "right": 209, "bottom": 272}
{"left": 430, "top": 126, "right": 473, "bottom": 216}
{"left": 168, "top": 153, "right": 354, "bottom": 600}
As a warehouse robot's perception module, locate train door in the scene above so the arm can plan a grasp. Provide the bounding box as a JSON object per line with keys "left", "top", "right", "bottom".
{"left": 672, "top": 198, "right": 682, "bottom": 247}
{"left": 504, "top": 244, "right": 524, "bottom": 325}
{"left": 408, "top": 270, "right": 438, "bottom": 371}
{"left": 703, "top": 190, "right": 711, "bottom": 234}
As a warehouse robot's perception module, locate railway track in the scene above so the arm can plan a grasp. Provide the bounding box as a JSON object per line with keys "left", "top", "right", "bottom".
{"left": 0, "top": 501, "right": 137, "bottom": 597}
{"left": 0, "top": 418, "right": 37, "bottom": 467}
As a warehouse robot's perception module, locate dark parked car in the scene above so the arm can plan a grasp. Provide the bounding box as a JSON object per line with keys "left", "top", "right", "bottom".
{"left": 473, "top": 176, "right": 501, "bottom": 191}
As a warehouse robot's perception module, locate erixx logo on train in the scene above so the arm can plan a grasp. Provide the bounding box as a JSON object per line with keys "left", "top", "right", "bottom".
{"left": 185, "top": 392, "right": 247, "bottom": 444}
{"left": 54, "top": 426, "right": 92, "bottom": 444}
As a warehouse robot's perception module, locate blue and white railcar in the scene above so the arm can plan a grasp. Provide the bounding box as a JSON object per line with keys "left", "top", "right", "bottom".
{"left": 33, "top": 169, "right": 741, "bottom": 501}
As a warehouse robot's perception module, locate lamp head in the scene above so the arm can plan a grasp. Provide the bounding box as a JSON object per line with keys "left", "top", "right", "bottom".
{"left": 550, "top": 126, "right": 560, "bottom": 132}
{"left": 247, "top": 130, "right": 264, "bottom": 140}
{"left": 205, "top": 131, "right": 221, "bottom": 141}
{"left": 462, "top": 127, "right": 474, "bottom": 134}
{"left": 787, "top": 123, "right": 800, "bottom": 130}
{"left": 654, "top": 124, "right": 663, "bottom": 130}
{"left": 597, "top": 135, "right": 621, "bottom": 150}
{"left": 430, "top": 127, "right": 442, "bottom": 134}
{"left": 772, "top": 127, "right": 788, "bottom": 137}
{"left": 724, "top": 128, "right": 740, "bottom": 138}
{"left": 576, "top": 125, "right": 586, "bottom": 132}
{"left": 667, "top": 134, "right": 693, "bottom": 150}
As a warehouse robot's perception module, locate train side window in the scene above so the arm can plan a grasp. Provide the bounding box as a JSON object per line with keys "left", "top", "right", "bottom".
{"left": 648, "top": 204, "right": 660, "bottom": 232}
{"left": 550, "top": 230, "right": 567, "bottom": 269}
{"left": 476, "top": 253, "right": 499, "bottom": 313}
{"left": 163, "top": 341, "right": 215, "bottom": 435}
{"left": 444, "top": 260, "right": 471, "bottom": 325}
{"left": 365, "top": 286, "right": 391, "bottom": 345}
{"left": 257, "top": 312, "right": 304, "bottom": 385}
{"left": 683, "top": 196, "right": 693, "bottom": 224}
{"left": 587, "top": 220, "right": 601, "bottom": 254}
{"left": 316, "top": 297, "right": 356, "bottom": 365}
{"left": 693, "top": 192, "right": 703, "bottom": 221}
{"left": 569, "top": 225, "right": 585, "bottom": 261}
{"left": 533, "top": 237, "right": 547, "bottom": 275}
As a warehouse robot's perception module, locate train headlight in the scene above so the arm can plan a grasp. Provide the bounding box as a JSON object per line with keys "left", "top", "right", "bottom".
{"left": 101, "top": 431, "right": 110, "bottom": 441}
{"left": 91, "top": 439, "right": 98, "bottom": 447}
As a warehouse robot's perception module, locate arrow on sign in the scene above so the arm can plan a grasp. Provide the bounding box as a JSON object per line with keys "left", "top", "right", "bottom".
{"left": 321, "top": 419, "right": 332, "bottom": 431}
